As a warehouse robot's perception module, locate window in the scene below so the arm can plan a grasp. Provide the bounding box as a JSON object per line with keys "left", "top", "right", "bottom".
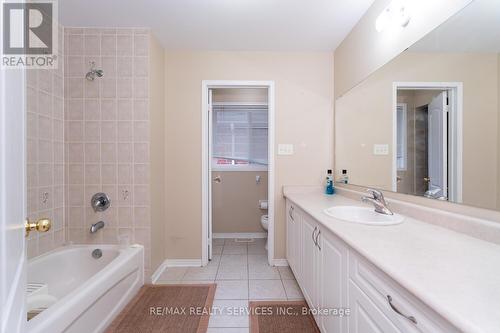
{"left": 396, "top": 103, "right": 407, "bottom": 171}
{"left": 212, "top": 104, "right": 268, "bottom": 170}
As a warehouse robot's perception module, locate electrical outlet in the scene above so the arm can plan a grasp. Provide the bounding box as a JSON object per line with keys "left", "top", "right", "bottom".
{"left": 278, "top": 144, "right": 294, "bottom": 155}
{"left": 373, "top": 144, "right": 389, "bottom": 155}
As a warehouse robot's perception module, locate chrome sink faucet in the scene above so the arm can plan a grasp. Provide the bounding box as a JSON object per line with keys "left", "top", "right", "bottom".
{"left": 362, "top": 189, "right": 394, "bottom": 215}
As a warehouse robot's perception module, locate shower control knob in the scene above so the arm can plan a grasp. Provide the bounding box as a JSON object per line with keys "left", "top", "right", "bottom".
{"left": 91, "top": 192, "right": 111, "bottom": 212}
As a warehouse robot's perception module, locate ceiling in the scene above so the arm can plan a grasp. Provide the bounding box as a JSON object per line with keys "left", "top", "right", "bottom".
{"left": 59, "top": 0, "right": 375, "bottom": 51}
{"left": 410, "top": 0, "right": 500, "bottom": 53}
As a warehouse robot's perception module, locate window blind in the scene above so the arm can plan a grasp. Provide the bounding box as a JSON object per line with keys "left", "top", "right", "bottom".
{"left": 212, "top": 104, "right": 268, "bottom": 166}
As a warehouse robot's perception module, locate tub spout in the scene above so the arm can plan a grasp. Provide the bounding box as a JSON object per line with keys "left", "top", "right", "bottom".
{"left": 90, "top": 221, "right": 105, "bottom": 233}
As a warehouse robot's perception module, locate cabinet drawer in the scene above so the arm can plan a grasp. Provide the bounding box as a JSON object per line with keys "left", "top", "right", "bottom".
{"left": 349, "top": 253, "right": 459, "bottom": 333}
{"left": 349, "top": 280, "right": 400, "bottom": 333}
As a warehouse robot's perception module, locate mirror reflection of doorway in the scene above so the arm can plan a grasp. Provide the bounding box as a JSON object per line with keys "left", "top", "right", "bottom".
{"left": 395, "top": 86, "right": 459, "bottom": 201}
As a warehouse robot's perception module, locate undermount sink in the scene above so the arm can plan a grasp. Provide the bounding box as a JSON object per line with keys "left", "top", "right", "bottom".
{"left": 323, "top": 206, "right": 404, "bottom": 226}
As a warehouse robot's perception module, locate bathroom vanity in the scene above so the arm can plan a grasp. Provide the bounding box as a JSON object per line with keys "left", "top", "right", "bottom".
{"left": 284, "top": 187, "right": 500, "bottom": 333}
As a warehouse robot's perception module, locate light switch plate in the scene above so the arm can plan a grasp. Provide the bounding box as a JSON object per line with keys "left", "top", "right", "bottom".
{"left": 373, "top": 144, "right": 389, "bottom": 155}
{"left": 278, "top": 144, "right": 294, "bottom": 155}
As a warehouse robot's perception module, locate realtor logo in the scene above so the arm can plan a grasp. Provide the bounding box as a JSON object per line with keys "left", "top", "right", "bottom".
{"left": 2, "top": 0, "right": 58, "bottom": 68}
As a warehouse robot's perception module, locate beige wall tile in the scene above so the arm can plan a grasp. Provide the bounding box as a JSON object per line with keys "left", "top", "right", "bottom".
{"left": 101, "top": 35, "right": 117, "bottom": 56}
{"left": 117, "top": 35, "right": 133, "bottom": 56}
{"left": 118, "top": 99, "right": 133, "bottom": 120}
{"left": 117, "top": 57, "right": 133, "bottom": 77}
{"left": 60, "top": 28, "right": 153, "bottom": 278}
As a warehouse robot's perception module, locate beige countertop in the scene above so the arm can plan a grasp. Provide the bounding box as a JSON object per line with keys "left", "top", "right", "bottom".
{"left": 283, "top": 186, "right": 500, "bottom": 333}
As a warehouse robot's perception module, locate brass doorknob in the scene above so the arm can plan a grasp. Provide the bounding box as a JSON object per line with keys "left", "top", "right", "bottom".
{"left": 25, "top": 218, "right": 51, "bottom": 237}
{"left": 424, "top": 177, "right": 431, "bottom": 183}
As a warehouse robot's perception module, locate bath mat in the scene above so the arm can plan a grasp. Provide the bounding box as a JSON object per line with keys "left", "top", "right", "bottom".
{"left": 106, "top": 284, "right": 216, "bottom": 333}
{"left": 249, "top": 301, "right": 320, "bottom": 333}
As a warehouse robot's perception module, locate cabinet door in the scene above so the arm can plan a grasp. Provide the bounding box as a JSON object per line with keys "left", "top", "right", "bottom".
{"left": 349, "top": 281, "right": 401, "bottom": 333}
{"left": 286, "top": 201, "right": 302, "bottom": 280}
{"left": 286, "top": 201, "right": 295, "bottom": 272}
{"left": 319, "top": 230, "right": 347, "bottom": 333}
{"left": 290, "top": 205, "right": 302, "bottom": 282}
{"left": 301, "top": 214, "right": 318, "bottom": 307}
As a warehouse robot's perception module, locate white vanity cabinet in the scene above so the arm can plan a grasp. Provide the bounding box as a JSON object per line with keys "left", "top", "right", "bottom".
{"left": 285, "top": 199, "right": 459, "bottom": 333}
{"left": 286, "top": 200, "right": 302, "bottom": 281}
{"left": 286, "top": 200, "right": 348, "bottom": 332}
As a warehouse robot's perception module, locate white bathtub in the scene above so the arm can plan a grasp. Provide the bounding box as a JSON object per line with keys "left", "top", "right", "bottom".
{"left": 27, "top": 244, "right": 144, "bottom": 333}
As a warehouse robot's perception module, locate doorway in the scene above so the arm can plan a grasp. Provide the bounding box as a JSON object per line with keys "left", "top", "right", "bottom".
{"left": 201, "top": 81, "right": 275, "bottom": 266}
{"left": 393, "top": 82, "right": 463, "bottom": 203}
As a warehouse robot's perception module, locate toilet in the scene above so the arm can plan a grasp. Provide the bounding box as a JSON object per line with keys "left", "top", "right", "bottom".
{"left": 260, "top": 215, "right": 269, "bottom": 250}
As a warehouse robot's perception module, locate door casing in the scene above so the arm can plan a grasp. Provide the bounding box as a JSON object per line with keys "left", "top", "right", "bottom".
{"left": 392, "top": 82, "right": 463, "bottom": 203}
{"left": 201, "top": 80, "right": 275, "bottom": 266}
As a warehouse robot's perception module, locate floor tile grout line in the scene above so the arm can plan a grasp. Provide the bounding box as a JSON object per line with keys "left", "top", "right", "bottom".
{"left": 280, "top": 273, "right": 289, "bottom": 300}
{"left": 214, "top": 243, "right": 223, "bottom": 280}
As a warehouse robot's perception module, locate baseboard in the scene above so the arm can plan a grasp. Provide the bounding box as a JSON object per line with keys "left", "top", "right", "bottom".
{"left": 213, "top": 232, "right": 267, "bottom": 239}
{"left": 150, "top": 261, "right": 169, "bottom": 283}
{"left": 165, "top": 259, "right": 203, "bottom": 267}
{"left": 272, "top": 258, "right": 289, "bottom": 266}
{"left": 150, "top": 259, "right": 203, "bottom": 283}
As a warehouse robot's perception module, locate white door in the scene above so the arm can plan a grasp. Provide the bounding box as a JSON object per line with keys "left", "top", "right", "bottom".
{"left": 427, "top": 92, "right": 448, "bottom": 199}
{"left": 0, "top": 67, "right": 27, "bottom": 331}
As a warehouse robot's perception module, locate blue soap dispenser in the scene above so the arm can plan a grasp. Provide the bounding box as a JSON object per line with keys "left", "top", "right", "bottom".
{"left": 325, "top": 169, "right": 335, "bottom": 195}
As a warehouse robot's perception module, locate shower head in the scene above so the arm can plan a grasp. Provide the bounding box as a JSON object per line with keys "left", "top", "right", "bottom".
{"left": 85, "top": 61, "right": 104, "bottom": 81}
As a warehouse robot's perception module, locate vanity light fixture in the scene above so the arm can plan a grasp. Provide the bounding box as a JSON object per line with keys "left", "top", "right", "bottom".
{"left": 376, "top": 0, "right": 411, "bottom": 33}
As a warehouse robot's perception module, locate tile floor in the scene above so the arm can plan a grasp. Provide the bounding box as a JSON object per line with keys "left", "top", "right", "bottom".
{"left": 156, "top": 238, "right": 304, "bottom": 332}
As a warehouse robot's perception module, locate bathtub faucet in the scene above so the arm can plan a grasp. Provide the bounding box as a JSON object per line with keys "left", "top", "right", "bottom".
{"left": 90, "top": 221, "right": 105, "bottom": 233}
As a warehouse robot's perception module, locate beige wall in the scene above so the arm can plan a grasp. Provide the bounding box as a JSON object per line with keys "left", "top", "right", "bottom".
{"left": 334, "top": 0, "right": 472, "bottom": 98}
{"left": 212, "top": 171, "right": 268, "bottom": 233}
{"left": 165, "top": 51, "right": 334, "bottom": 259}
{"left": 149, "top": 34, "right": 166, "bottom": 273}
{"left": 335, "top": 52, "right": 500, "bottom": 210}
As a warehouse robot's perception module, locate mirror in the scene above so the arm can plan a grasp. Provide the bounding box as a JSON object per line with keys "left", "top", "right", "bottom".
{"left": 335, "top": 0, "right": 500, "bottom": 211}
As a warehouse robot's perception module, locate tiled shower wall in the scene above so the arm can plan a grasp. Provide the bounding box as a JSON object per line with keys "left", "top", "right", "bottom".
{"left": 26, "top": 27, "right": 65, "bottom": 258}
{"left": 64, "top": 28, "right": 152, "bottom": 272}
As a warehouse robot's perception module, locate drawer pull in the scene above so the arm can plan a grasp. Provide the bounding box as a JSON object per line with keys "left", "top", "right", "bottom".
{"left": 315, "top": 230, "right": 321, "bottom": 251}
{"left": 387, "top": 295, "right": 417, "bottom": 325}
{"left": 312, "top": 226, "right": 318, "bottom": 245}
{"left": 289, "top": 206, "right": 294, "bottom": 221}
